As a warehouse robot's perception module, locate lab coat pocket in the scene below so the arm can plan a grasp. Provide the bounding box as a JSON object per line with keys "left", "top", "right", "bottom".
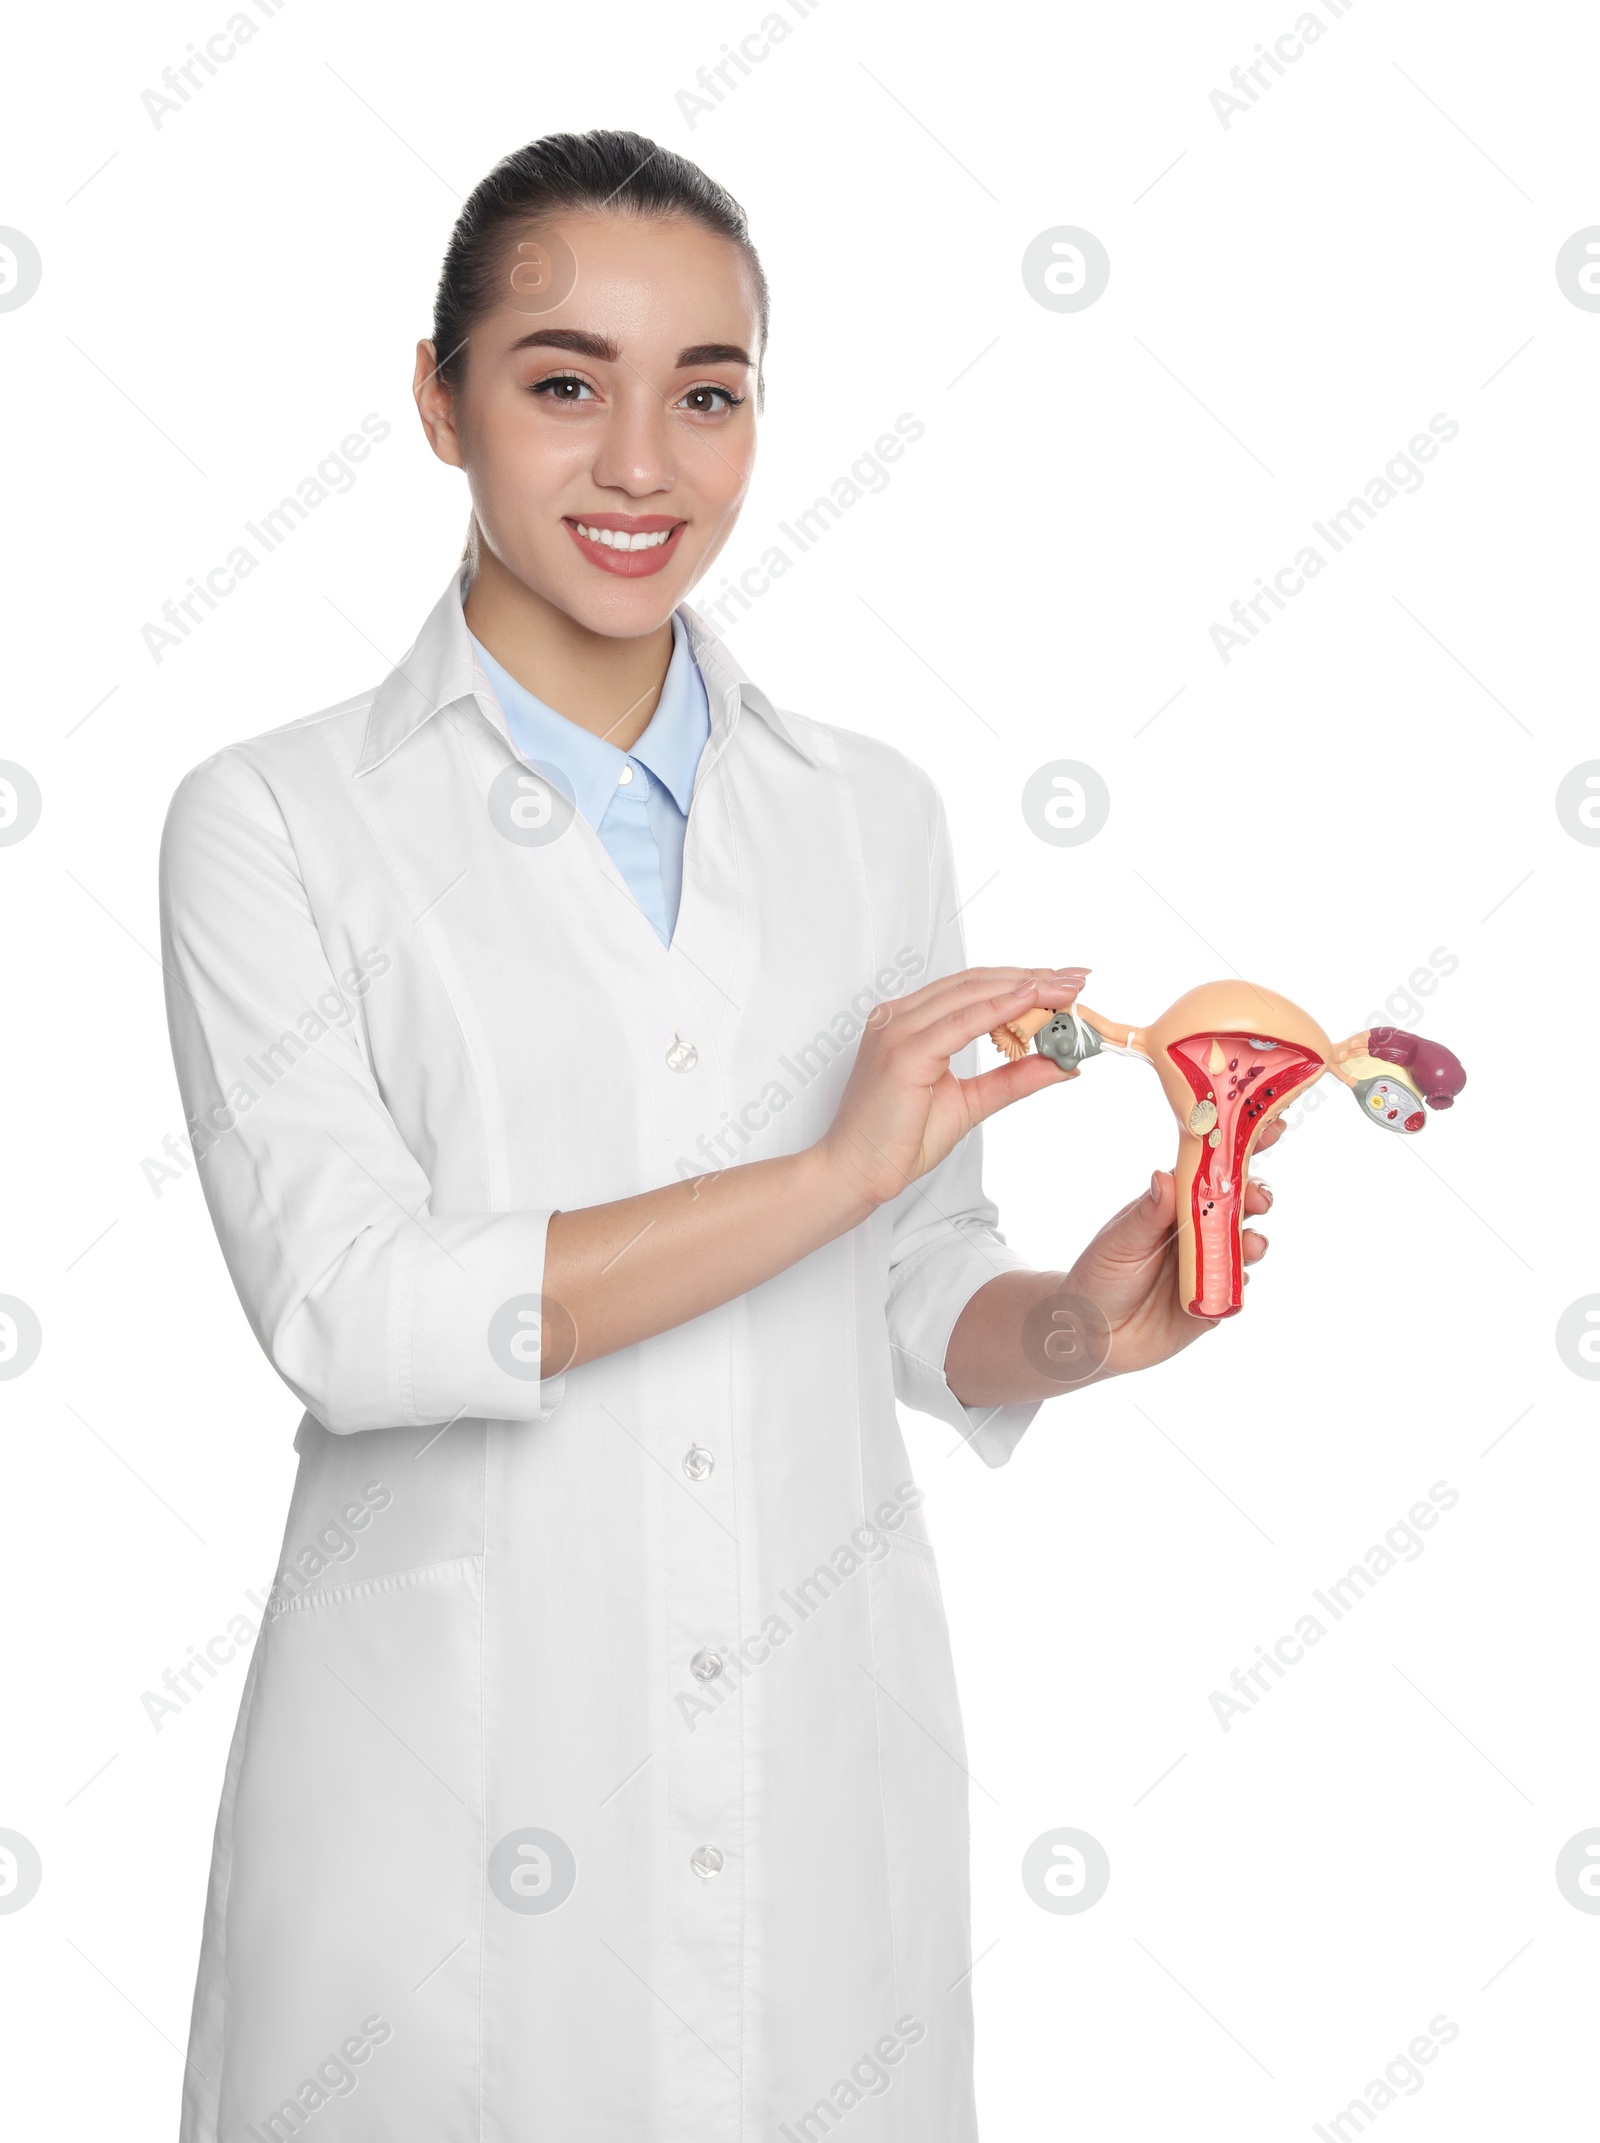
{"left": 273, "top": 1414, "right": 488, "bottom": 1608}
{"left": 213, "top": 1555, "right": 484, "bottom": 2142}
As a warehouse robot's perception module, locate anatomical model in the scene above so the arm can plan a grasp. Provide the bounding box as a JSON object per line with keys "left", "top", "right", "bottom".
{"left": 991, "top": 982, "right": 1467, "bottom": 1321}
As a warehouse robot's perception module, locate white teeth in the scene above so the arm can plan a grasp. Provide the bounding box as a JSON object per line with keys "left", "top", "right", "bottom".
{"left": 576, "top": 523, "right": 674, "bottom": 551}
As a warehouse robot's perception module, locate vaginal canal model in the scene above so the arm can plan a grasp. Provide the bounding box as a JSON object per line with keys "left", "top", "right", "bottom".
{"left": 990, "top": 979, "right": 1468, "bottom": 1320}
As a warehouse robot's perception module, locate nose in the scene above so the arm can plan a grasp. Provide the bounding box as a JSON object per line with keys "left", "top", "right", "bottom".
{"left": 590, "top": 384, "right": 679, "bottom": 500}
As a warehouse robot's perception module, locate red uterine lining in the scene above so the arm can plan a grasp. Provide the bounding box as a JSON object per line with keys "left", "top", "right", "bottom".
{"left": 1167, "top": 1033, "right": 1326, "bottom": 1317}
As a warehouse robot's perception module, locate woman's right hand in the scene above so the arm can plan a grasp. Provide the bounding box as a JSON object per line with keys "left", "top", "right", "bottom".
{"left": 815, "top": 967, "right": 1090, "bottom": 1213}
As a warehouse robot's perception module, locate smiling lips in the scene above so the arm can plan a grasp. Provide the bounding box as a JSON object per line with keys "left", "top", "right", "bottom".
{"left": 564, "top": 513, "right": 687, "bottom": 578}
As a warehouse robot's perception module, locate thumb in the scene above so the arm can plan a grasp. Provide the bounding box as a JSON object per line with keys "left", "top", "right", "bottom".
{"left": 1085, "top": 1168, "right": 1179, "bottom": 1276}
{"left": 1094, "top": 1170, "right": 1222, "bottom": 1328}
{"left": 957, "top": 1051, "right": 1078, "bottom": 1127}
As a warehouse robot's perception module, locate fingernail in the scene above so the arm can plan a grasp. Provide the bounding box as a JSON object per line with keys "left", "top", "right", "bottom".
{"left": 1147, "top": 1171, "right": 1162, "bottom": 1204}
{"left": 1049, "top": 967, "right": 1090, "bottom": 980}
{"left": 1256, "top": 1234, "right": 1269, "bottom": 1252}
{"left": 1255, "top": 1180, "right": 1273, "bottom": 1206}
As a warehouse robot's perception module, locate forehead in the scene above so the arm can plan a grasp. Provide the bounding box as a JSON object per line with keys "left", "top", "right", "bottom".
{"left": 481, "top": 208, "right": 760, "bottom": 349}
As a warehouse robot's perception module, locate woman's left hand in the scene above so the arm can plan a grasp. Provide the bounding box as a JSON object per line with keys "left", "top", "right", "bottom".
{"left": 1065, "top": 1116, "right": 1284, "bottom": 1379}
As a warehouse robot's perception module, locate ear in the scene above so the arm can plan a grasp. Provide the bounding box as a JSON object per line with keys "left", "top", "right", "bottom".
{"left": 413, "top": 339, "right": 466, "bottom": 469}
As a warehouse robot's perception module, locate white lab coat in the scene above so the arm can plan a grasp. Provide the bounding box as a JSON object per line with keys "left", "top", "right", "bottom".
{"left": 159, "top": 569, "right": 1042, "bottom": 2142}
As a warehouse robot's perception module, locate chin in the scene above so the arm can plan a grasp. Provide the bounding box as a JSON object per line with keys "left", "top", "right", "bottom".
{"left": 559, "top": 578, "right": 687, "bottom": 638}
{"left": 532, "top": 541, "right": 701, "bottom": 634}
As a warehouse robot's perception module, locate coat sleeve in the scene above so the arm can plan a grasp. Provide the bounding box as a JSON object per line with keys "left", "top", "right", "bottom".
{"left": 883, "top": 785, "right": 1043, "bottom": 1468}
{"left": 158, "top": 748, "right": 565, "bottom": 1435}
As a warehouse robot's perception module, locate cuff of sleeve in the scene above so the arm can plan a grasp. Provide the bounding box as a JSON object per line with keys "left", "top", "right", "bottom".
{"left": 404, "top": 1209, "right": 566, "bottom": 1427}
{"left": 886, "top": 1222, "right": 1043, "bottom": 1467}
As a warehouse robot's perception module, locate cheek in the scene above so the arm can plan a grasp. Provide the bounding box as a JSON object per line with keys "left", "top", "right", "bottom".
{"left": 691, "top": 425, "right": 756, "bottom": 508}
{"left": 472, "top": 396, "right": 590, "bottom": 512}
{"left": 467, "top": 426, "right": 598, "bottom": 580}
{"left": 679, "top": 431, "right": 756, "bottom": 553}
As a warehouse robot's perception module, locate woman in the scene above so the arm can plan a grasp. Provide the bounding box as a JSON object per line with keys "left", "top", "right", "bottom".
{"left": 160, "top": 130, "right": 1275, "bottom": 2141}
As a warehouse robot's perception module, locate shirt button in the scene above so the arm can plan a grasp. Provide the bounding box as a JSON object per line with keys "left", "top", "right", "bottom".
{"left": 682, "top": 1445, "right": 714, "bottom": 1481}
{"left": 617, "top": 763, "right": 635, "bottom": 785}
{"left": 690, "top": 1647, "right": 723, "bottom": 1682}
{"left": 690, "top": 1845, "right": 724, "bottom": 1880}
{"left": 665, "top": 1034, "right": 698, "bottom": 1073}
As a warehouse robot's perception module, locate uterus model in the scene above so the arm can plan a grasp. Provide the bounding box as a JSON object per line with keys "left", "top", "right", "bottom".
{"left": 991, "top": 982, "right": 1467, "bottom": 1321}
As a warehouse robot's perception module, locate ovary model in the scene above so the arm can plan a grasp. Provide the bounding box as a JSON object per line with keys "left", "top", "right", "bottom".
{"left": 991, "top": 981, "right": 1467, "bottom": 1321}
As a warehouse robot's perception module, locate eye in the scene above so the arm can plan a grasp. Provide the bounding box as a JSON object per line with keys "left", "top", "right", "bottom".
{"left": 530, "top": 373, "right": 597, "bottom": 404}
{"left": 677, "top": 383, "right": 746, "bottom": 417}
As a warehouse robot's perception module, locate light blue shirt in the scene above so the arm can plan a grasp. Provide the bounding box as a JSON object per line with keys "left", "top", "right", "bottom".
{"left": 470, "top": 614, "right": 711, "bottom": 946}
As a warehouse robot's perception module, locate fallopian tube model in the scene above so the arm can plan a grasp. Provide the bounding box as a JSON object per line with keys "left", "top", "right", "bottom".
{"left": 991, "top": 982, "right": 1467, "bottom": 1321}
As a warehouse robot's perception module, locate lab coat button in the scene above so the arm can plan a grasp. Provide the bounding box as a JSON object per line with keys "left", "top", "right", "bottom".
{"left": 690, "top": 1647, "right": 723, "bottom": 1682}
{"left": 690, "top": 1845, "right": 724, "bottom": 1879}
{"left": 682, "top": 1444, "right": 714, "bottom": 1480}
{"left": 617, "top": 763, "right": 636, "bottom": 785}
{"left": 665, "top": 1034, "right": 698, "bottom": 1072}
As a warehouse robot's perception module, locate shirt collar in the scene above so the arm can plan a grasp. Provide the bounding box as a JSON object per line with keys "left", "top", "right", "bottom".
{"left": 354, "top": 567, "right": 822, "bottom": 778}
{"left": 630, "top": 614, "right": 711, "bottom": 814}
{"left": 467, "top": 611, "right": 710, "bottom": 832}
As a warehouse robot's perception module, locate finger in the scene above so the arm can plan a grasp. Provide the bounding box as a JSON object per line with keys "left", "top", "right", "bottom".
{"left": 891, "top": 965, "right": 1080, "bottom": 1010}
{"left": 879, "top": 966, "right": 1091, "bottom": 1035}
{"left": 1242, "top": 1177, "right": 1273, "bottom": 1219}
{"left": 954, "top": 1052, "right": 1079, "bottom": 1126}
{"left": 1242, "top": 1228, "right": 1269, "bottom": 1265}
{"left": 918, "top": 977, "right": 1087, "bottom": 1063}
{"left": 860, "top": 969, "right": 1034, "bottom": 1036}
{"left": 1254, "top": 1117, "right": 1287, "bottom": 1152}
{"left": 868, "top": 975, "right": 1061, "bottom": 1059}
{"left": 900, "top": 975, "right": 1091, "bottom": 1051}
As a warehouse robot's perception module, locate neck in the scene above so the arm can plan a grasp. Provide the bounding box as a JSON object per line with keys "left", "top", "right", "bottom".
{"left": 463, "top": 545, "right": 674, "bottom": 752}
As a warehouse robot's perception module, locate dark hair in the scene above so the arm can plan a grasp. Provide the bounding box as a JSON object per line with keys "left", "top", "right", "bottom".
{"left": 431, "top": 128, "right": 769, "bottom": 401}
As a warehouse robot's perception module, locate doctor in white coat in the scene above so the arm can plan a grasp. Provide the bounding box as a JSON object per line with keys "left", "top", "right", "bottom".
{"left": 159, "top": 129, "right": 1277, "bottom": 2143}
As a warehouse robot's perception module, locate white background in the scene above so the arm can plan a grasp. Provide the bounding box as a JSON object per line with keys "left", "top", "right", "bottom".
{"left": 3, "top": 0, "right": 1596, "bottom": 2135}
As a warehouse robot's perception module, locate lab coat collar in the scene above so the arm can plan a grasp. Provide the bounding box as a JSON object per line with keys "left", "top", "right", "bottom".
{"left": 675, "top": 601, "right": 822, "bottom": 768}
{"left": 355, "top": 568, "right": 821, "bottom": 777}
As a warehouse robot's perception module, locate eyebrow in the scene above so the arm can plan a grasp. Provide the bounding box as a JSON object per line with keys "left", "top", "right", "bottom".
{"left": 507, "top": 328, "right": 753, "bottom": 369}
